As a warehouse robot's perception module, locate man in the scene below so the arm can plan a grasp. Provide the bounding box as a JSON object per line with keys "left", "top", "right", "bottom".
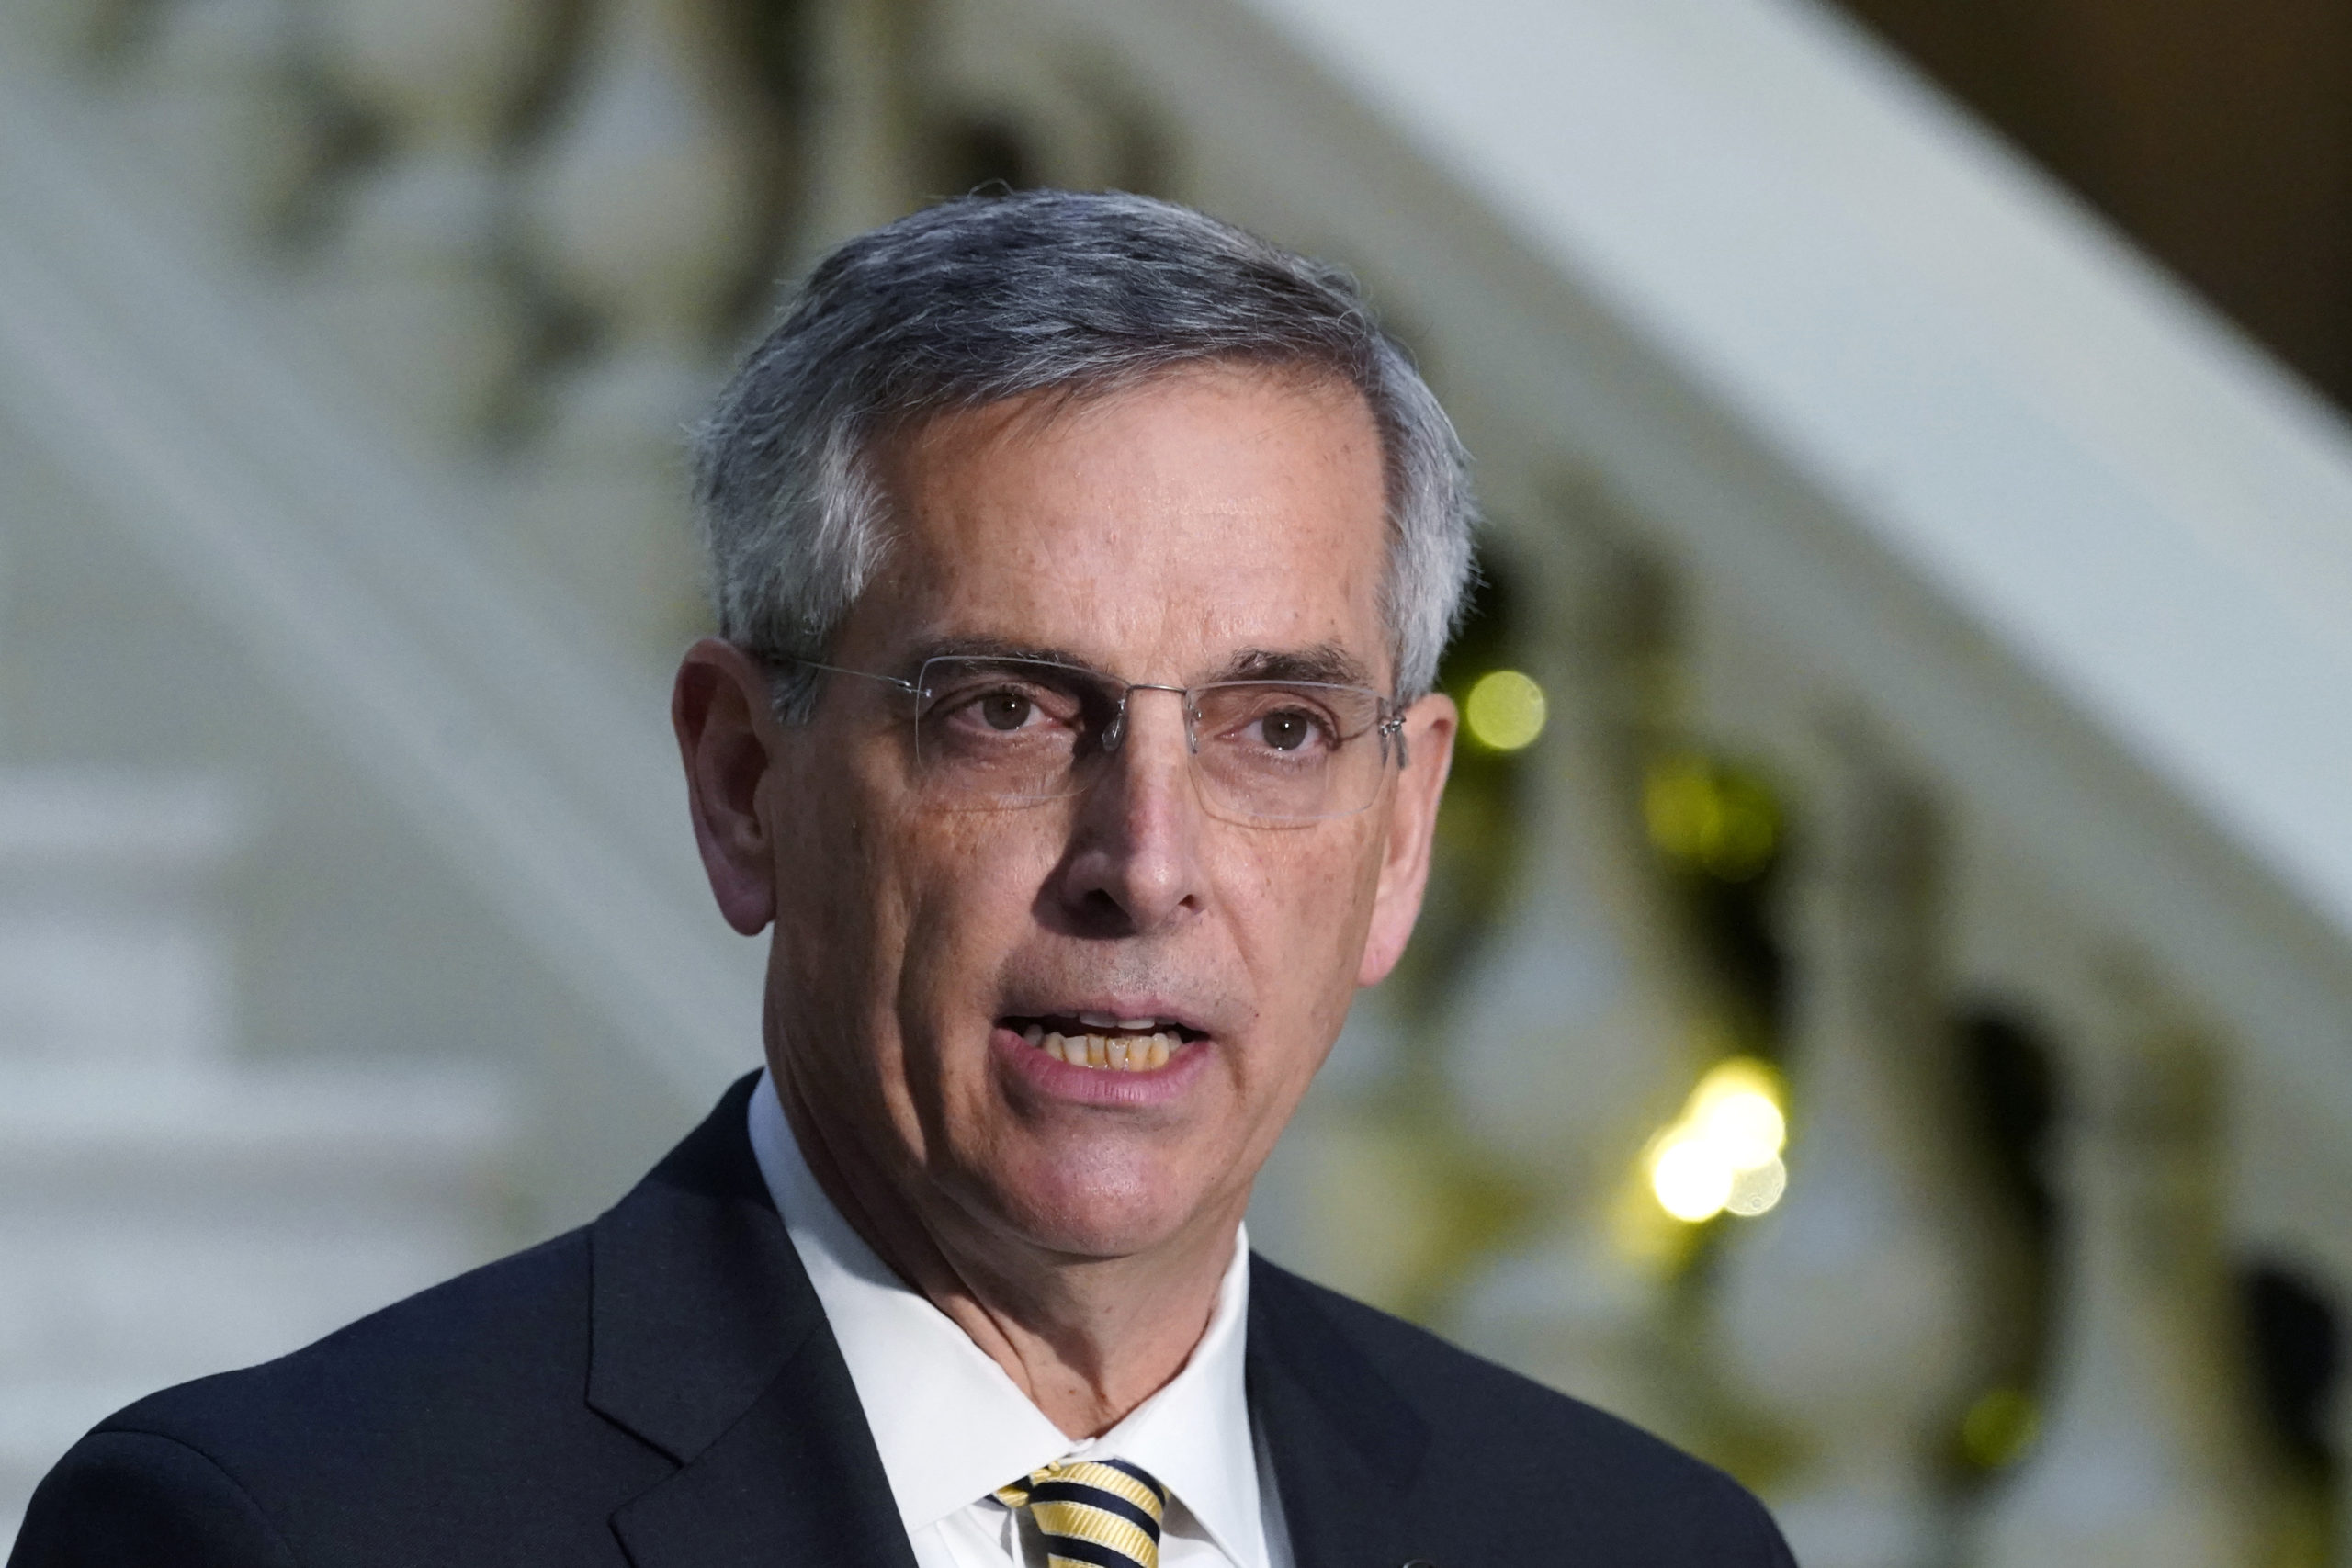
{"left": 13, "top": 192, "right": 1792, "bottom": 1567}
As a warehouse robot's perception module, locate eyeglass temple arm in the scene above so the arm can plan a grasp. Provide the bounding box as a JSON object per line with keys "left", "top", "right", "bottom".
{"left": 778, "top": 657, "right": 920, "bottom": 697}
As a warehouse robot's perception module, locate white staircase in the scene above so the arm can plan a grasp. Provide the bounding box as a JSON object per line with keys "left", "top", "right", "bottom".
{"left": 0, "top": 772, "right": 514, "bottom": 1535}
{"left": 0, "top": 5, "right": 761, "bottom": 1531}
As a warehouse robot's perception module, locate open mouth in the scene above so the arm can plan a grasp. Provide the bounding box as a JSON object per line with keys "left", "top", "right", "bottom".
{"left": 1000, "top": 1012, "right": 1205, "bottom": 1073}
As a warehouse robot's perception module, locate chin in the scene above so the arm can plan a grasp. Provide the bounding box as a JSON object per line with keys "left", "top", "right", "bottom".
{"left": 985, "top": 1144, "right": 1218, "bottom": 1260}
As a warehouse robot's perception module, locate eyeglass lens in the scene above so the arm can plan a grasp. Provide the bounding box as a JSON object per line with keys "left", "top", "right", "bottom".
{"left": 910, "top": 657, "right": 1394, "bottom": 824}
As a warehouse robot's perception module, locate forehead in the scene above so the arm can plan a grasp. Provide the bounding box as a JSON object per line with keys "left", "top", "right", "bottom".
{"left": 856, "top": 366, "right": 1392, "bottom": 683}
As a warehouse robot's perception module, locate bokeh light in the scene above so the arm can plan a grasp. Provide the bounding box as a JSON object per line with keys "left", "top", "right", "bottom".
{"left": 1724, "top": 1157, "right": 1787, "bottom": 1216}
{"left": 1645, "top": 1055, "right": 1791, "bottom": 1224}
{"left": 1463, "top": 670, "right": 1546, "bottom": 751}
{"left": 1650, "top": 1136, "right": 1737, "bottom": 1222}
{"left": 1644, "top": 755, "right": 1780, "bottom": 880}
{"left": 1960, "top": 1386, "right": 2041, "bottom": 1470}
{"left": 1690, "top": 1058, "right": 1788, "bottom": 1170}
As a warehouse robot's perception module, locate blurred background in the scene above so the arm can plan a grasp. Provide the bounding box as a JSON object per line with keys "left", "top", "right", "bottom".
{"left": 4, "top": 0, "right": 2352, "bottom": 1562}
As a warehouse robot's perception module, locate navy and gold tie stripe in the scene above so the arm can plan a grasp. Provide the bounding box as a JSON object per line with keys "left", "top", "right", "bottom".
{"left": 995, "top": 1457, "right": 1169, "bottom": 1568}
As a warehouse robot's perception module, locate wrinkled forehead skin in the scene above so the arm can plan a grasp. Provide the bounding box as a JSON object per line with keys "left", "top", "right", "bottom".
{"left": 858, "top": 363, "right": 1395, "bottom": 690}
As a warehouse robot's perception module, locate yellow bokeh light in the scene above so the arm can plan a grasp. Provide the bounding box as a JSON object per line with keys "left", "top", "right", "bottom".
{"left": 1960, "top": 1387, "right": 2041, "bottom": 1470}
{"left": 1690, "top": 1058, "right": 1787, "bottom": 1171}
{"left": 1724, "top": 1156, "right": 1787, "bottom": 1216}
{"left": 1643, "top": 756, "right": 1780, "bottom": 880}
{"left": 1645, "top": 1055, "right": 1791, "bottom": 1224}
{"left": 1690, "top": 1055, "right": 1784, "bottom": 1113}
{"left": 1464, "top": 671, "right": 1547, "bottom": 751}
{"left": 1698, "top": 1093, "right": 1785, "bottom": 1169}
{"left": 1649, "top": 1135, "right": 1735, "bottom": 1223}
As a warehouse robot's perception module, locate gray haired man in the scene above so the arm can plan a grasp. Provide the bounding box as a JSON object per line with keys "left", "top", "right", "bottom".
{"left": 15, "top": 191, "right": 1792, "bottom": 1568}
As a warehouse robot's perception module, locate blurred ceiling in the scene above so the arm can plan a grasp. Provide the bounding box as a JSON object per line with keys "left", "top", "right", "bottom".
{"left": 1827, "top": 0, "right": 2352, "bottom": 409}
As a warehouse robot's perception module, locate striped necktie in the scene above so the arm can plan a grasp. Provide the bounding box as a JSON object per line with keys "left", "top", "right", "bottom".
{"left": 995, "top": 1456, "right": 1169, "bottom": 1568}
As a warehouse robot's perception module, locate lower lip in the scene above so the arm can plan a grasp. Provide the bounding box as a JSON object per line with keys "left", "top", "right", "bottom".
{"left": 989, "top": 1024, "right": 1213, "bottom": 1108}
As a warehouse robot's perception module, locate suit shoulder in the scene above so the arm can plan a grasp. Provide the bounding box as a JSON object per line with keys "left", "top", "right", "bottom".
{"left": 1252, "top": 1258, "right": 1787, "bottom": 1555}
{"left": 108, "top": 1224, "right": 594, "bottom": 1450}
{"left": 31, "top": 1225, "right": 665, "bottom": 1563}
{"left": 86, "top": 1222, "right": 625, "bottom": 1504}
{"left": 11, "top": 1429, "right": 300, "bottom": 1568}
{"left": 1256, "top": 1258, "right": 1662, "bottom": 1443}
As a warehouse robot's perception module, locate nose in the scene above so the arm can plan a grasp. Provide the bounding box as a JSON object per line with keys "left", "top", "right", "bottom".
{"left": 1052, "top": 686, "right": 1207, "bottom": 936}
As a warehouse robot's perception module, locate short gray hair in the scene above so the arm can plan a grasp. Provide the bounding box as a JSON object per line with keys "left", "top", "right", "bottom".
{"left": 692, "top": 190, "right": 1476, "bottom": 718}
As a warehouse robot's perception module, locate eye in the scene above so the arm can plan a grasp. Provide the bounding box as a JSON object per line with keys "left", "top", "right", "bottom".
{"left": 978, "top": 691, "right": 1034, "bottom": 731}
{"left": 1238, "top": 705, "right": 1341, "bottom": 757}
{"left": 930, "top": 677, "right": 1080, "bottom": 738}
{"left": 1256, "top": 709, "right": 1319, "bottom": 752}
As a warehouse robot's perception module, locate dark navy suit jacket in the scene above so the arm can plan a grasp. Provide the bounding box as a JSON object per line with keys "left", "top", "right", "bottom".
{"left": 11, "top": 1075, "right": 1795, "bottom": 1567}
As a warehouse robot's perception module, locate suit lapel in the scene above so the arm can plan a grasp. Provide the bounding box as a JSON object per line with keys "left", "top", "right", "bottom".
{"left": 1248, "top": 1258, "right": 1432, "bottom": 1568}
{"left": 582, "top": 1083, "right": 1439, "bottom": 1568}
{"left": 607, "top": 1335, "right": 919, "bottom": 1568}
{"left": 587, "top": 1074, "right": 917, "bottom": 1568}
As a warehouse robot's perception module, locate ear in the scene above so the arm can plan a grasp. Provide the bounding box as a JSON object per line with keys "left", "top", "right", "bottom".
{"left": 1356, "top": 693, "right": 1457, "bottom": 987}
{"left": 673, "top": 637, "right": 784, "bottom": 936}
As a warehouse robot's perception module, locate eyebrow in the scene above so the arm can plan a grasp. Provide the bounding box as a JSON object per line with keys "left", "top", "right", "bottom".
{"left": 903, "top": 634, "right": 1095, "bottom": 671}
{"left": 902, "top": 636, "right": 1376, "bottom": 690}
{"left": 1216, "top": 644, "right": 1374, "bottom": 689}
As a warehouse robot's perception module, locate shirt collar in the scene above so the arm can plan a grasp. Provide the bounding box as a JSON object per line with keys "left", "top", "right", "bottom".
{"left": 747, "top": 1070, "right": 1266, "bottom": 1567}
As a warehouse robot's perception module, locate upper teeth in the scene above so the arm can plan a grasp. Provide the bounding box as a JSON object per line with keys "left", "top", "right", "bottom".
{"left": 1023, "top": 1021, "right": 1179, "bottom": 1072}
{"left": 1079, "top": 1011, "right": 1162, "bottom": 1031}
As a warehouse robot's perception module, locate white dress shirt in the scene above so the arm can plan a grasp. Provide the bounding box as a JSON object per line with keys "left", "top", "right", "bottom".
{"left": 748, "top": 1071, "right": 1294, "bottom": 1568}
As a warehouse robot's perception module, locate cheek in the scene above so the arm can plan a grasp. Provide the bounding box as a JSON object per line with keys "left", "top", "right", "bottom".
{"left": 770, "top": 811, "right": 887, "bottom": 1056}
{"left": 767, "top": 761, "right": 925, "bottom": 1049}
{"left": 890, "top": 812, "right": 1053, "bottom": 1016}
{"left": 1229, "top": 827, "right": 1385, "bottom": 1043}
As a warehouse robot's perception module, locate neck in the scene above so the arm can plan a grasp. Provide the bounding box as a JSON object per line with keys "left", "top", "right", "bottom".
{"left": 774, "top": 1060, "right": 1238, "bottom": 1439}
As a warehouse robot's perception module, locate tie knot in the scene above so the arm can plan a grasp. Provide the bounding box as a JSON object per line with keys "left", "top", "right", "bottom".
{"left": 995, "top": 1457, "right": 1169, "bottom": 1568}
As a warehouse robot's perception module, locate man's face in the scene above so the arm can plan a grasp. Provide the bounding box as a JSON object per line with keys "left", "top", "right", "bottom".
{"left": 732, "top": 366, "right": 1453, "bottom": 1264}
